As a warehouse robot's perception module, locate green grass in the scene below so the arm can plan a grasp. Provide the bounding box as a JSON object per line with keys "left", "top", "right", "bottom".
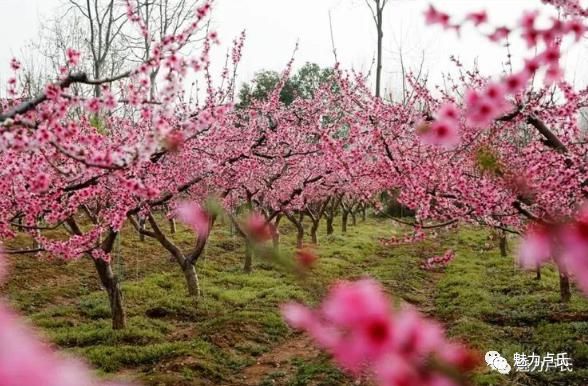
{"left": 2, "top": 217, "right": 588, "bottom": 385}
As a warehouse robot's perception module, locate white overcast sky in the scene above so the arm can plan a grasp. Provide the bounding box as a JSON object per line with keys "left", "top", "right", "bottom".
{"left": 1, "top": 0, "right": 588, "bottom": 98}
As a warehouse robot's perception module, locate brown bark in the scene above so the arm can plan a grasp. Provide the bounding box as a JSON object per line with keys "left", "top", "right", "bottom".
{"left": 96, "top": 261, "right": 125, "bottom": 330}
{"left": 557, "top": 262, "right": 571, "bottom": 302}
{"left": 499, "top": 231, "right": 508, "bottom": 257}
{"left": 272, "top": 215, "right": 282, "bottom": 250}
{"left": 341, "top": 211, "right": 349, "bottom": 233}
{"left": 139, "top": 218, "right": 146, "bottom": 242}
{"left": 326, "top": 216, "right": 334, "bottom": 235}
{"left": 183, "top": 264, "right": 200, "bottom": 297}
{"left": 244, "top": 243, "right": 253, "bottom": 273}
{"left": 286, "top": 212, "right": 305, "bottom": 248}
{"left": 310, "top": 222, "right": 319, "bottom": 244}
{"left": 67, "top": 218, "right": 126, "bottom": 330}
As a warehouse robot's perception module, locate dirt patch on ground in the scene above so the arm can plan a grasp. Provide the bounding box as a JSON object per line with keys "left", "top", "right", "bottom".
{"left": 234, "top": 334, "right": 321, "bottom": 386}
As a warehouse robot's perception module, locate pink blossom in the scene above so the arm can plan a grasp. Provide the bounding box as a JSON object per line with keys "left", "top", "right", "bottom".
{"left": 542, "top": 44, "right": 561, "bottom": 66}
{"left": 164, "top": 130, "right": 185, "bottom": 153}
{"left": 504, "top": 71, "right": 529, "bottom": 94}
{"left": 86, "top": 98, "right": 101, "bottom": 113}
{"left": 561, "top": 208, "right": 588, "bottom": 294}
{"left": 544, "top": 65, "right": 563, "bottom": 85}
{"left": 66, "top": 48, "right": 81, "bottom": 66}
{"left": 518, "top": 224, "right": 552, "bottom": 269}
{"left": 295, "top": 248, "right": 317, "bottom": 269}
{"left": 282, "top": 279, "right": 477, "bottom": 385}
{"left": 424, "top": 5, "right": 450, "bottom": 28}
{"left": 485, "top": 82, "right": 505, "bottom": 102}
{"left": 467, "top": 11, "right": 488, "bottom": 26}
{"left": 465, "top": 91, "right": 498, "bottom": 128}
{"left": 520, "top": 10, "right": 538, "bottom": 30}
{"left": 9, "top": 58, "right": 20, "bottom": 71}
{"left": 421, "top": 250, "right": 455, "bottom": 270}
{"left": 322, "top": 280, "right": 391, "bottom": 328}
{"left": 522, "top": 28, "right": 540, "bottom": 47}
{"left": 488, "top": 26, "right": 510, "bottom": 42}
{"left": 176, "top": 202, "right": 211, "bottom": 236}
{"left": 438, "top": 102, "right": 460, "bottom": 122}
{"left": 420, "top": 119, "right": 459, "bottom": 148}
{"left": 524, "top": 57, "right": 541, "bottom": 75}
{"left": 565, "top": 19, "right": 586, "bottom": 41}
{"left": 244, "top": 213, "right": 274, "bottom": 243}
{"left": 30, "top": 173, "right": 51, "bottom": 194}
{"left": 281, "top": 303, "right": 316, "bottom": 330}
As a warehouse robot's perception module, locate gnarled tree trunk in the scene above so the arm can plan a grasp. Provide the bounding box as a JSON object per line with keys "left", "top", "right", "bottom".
{"left": 310, "top": 221, "right": 319, "bottom": 244}
{"left": 94, "top": 252, "right": 126, "bottom": 330}
{"left": 326, "top": 216, "right": 334, "bottom": 235}
{"left": 68, "top": 219, "right": 126, "bottom": 330}
{"left": 183, "top": 264, "right": 200, "bottom": 297}
{"left": 341, "top": 210, "right": 349, "bottom": 234}
{"left": 499, "top": 231, "right": 508, "bottom": 257}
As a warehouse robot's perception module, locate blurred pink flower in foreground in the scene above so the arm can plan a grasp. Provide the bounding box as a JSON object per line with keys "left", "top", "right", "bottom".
{"left": 282, "top": 279, "right": 479, "bottom": 386}
{"left": 244, "top": 212, "right": 275, "bottom": 243}
{"left": 295, "top": 248, "right": 318, "bottom": 269}
{"left": 176, "top": 202, "right": 211, "bottom": 236}
{"left": 0, "top": 250, "right": 128, "bottom": 386}
{"left": 418, "top": 103, "right": 460, "bottom": 148}
{"left": 518, "top": 224, "right": 552, "bottom": 269}
{"left": 518, "top": 205, "right": 588, "bottom": 296}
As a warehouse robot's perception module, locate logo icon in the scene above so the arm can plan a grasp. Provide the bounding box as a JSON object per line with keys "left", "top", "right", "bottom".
{"left": 485, "top": 351, "right": 511, "bottom": 374}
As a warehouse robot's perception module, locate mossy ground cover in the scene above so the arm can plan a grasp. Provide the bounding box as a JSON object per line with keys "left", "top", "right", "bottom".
{"left": 1, "top": 218, "right": 587, "bottom": 385}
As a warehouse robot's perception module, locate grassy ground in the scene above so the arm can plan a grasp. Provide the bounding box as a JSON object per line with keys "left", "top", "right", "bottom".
{"left": 1, "top": 217, "right": 587, "bottom": 385}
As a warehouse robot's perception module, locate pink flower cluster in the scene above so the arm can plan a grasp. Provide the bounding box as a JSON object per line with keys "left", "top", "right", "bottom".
{"left": 380, "top": 228, "right": 429, "bottom": 247}
{"left": 282, "top": 279, "right": 479, "bottom": 386}
{"left": 243, "top": 212, "right": 276, "bottom": 243}
{"left": 422, "top": 4, "right": 587, "bottom": 147}
{"left": 519, "top": 206, "right": 588, "bottom": 295}
{"left": 421, "top": 250, "right": 455, "bottom": 271}
{"left": 418, "top": 103, "right": 460, "bottom": 148}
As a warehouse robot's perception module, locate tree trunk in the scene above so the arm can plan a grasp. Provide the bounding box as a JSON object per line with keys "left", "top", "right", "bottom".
{"left": 296, "top": 224, "right": 304, "bottom": 248}
{"left": 351, "top": 211, "right": 357, "bottom": 226}
{"left": 326, "top": 216, "right": 334, "bottom": 235}
{"left": 183, "top": 264, "right": 200, "bottom": 298}
{"left": 94, "top": 258, "right": 126, "bottom": 330}
{"left": 536, "top": 265, "right": 542, "bottom": 280}
{"left": 272, "top": 215, "right": 282, "bottom": 250}
{"left": 362, "top": 205, "right": 366, "bottom": 221}
{"left": 342, "top": 211, "right": 349, "bottom": 234}
{"left": 375, "top": 6, "right": 383, "bottom": 98}
{"left": 558, "top": 262, "right": 571, "bottom": 302}
{"left": 499, "top": 232, "right": 507, "bottom": 257}
{"left": 310, "top": 221, "right": 319, "bottom": 244}
{"left": 244, "top": 243, "right": 253, "bottom": 273}
{"left": 139, "top": 218, "right": 146, "bottom": 242}
{"left": 169, "top": 218, "right": 177, "bottom": 234}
